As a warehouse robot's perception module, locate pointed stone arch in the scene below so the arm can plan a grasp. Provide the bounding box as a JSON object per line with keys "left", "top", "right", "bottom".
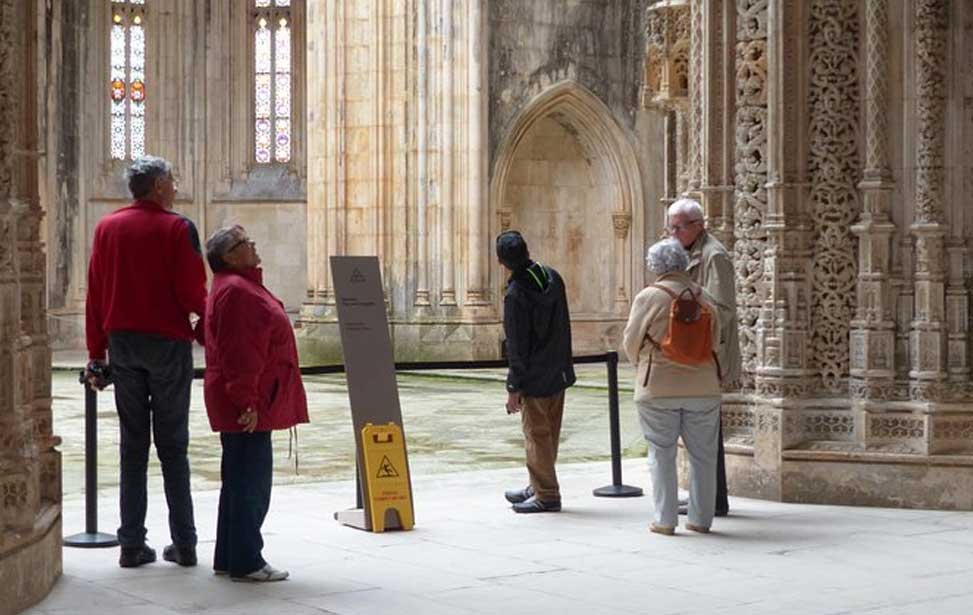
{"left": 490, "top": 81, "right": 644, "bottom": 352}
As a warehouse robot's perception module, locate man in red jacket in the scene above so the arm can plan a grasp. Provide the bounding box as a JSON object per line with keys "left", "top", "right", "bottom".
{"left": 84, "top": 155, "right": 206, "bottom": 569}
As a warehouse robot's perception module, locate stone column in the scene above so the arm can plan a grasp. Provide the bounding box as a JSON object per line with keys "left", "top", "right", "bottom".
{"left": 0, "top": 0, "right": 61, "bottom": 609}
{"left": 806, "top": 0, "right": 861, "bottom": 395}
{"left": 850, "top": 0, "right": 897, "bottom": 402}
{"left": 464, "top": 0, "right": 488, "bottom": 307}
{"left": 415, "top": 0, "right": 431, "bottom": 307}
{"left": 909, "top": 0, "right": 949, "bottom": 402}
{"left": 685, "top": 0, "right": 703, "bottom": 196}
{"left": 699, "top": 0, "right": 734, "bottom": 248}
{"left": 733, "top": 0, "right": 769, "bottom": 393}
{"left": 612, "top": 212, "right": 631, "bottom": 307}
{"left": 757, "top": 0, "right": 814, "bottom": 403}
{"left": 439, "top": 0, "right": 456, "bottom": 306}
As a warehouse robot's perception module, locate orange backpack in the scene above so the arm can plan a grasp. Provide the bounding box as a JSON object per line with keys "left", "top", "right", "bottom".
{"left": 646, "top": 283, "right": 717, "bottom": 369}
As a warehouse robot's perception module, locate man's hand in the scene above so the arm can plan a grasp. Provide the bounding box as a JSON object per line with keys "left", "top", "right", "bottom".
{"left": 238, "top": 407, "right": 258, "bottom": 433}
{"left": 84, "top": 360, "right": 111, "bottom": 391}
{"left": 505, "top": 391, "right": 523, "bottom": 415}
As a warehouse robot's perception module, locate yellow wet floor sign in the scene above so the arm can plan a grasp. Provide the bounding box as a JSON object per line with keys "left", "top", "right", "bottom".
{"left": 361, "top": 422, "right": 414, "bottom": 532}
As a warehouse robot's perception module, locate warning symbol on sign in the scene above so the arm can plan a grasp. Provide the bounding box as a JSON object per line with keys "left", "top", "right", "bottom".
{"left": 350, "top": 268, "right": 366, "bottom": 283}
{"left": 376, "top": 455, "right": 399, "bottom": 478}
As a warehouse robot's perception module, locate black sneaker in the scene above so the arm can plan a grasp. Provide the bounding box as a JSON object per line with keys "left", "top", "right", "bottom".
{"left": 512, "top": 495, "right": 561, "bottom": 513}
{"left": 119, "top": 545, "right": 157, "bottom": 568}
{"left": 163, "top": 544, "right": 197, "bottom": 567}
{"left": 504, "top": 485, "right": 534, "bottom": 504}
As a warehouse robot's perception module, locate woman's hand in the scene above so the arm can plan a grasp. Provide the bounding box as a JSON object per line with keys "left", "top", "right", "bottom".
{"left": 238, "top": 407, "right": 258, "bottom": 433}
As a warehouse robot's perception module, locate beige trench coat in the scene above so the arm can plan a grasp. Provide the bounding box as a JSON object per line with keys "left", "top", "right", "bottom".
{"left": 687, "top": 231, "right": 742, "bottom": 386}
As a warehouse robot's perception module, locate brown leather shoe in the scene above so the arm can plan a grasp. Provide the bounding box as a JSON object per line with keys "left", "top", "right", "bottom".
{"left": 686, "top": 523, "right": 710, "bottom": 534}
{"left": 650, "top": 523, "right": 675, "bottom": 536}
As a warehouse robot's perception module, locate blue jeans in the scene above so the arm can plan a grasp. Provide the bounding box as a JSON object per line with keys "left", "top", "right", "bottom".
{"left": 109, "top": 332, "right": 196, "bottom": 548}
{"left": 637, "top": 398, "right": 721, "bottom": 529}
{"left": 214, "top": 431, "right": 273, "bottom": 576}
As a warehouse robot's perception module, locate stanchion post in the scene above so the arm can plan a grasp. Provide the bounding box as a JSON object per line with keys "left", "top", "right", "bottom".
{"left": 65, "top": 372, "right": 119, "bottom": 548}
{"left": 593, "top": 352, "right": 643, "bottom": 497}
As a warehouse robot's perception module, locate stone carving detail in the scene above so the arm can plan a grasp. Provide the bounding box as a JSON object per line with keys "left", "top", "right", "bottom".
{"left": 0, "top": 0, "right": 14, "bottom": 199}
{"left": 755, "top": 410, "right": 780, "bottom": 434}
{"left": 933, "top": 419, "right": 973, "bottom": 441}
{"left": 913, "top": 0, "right": 948, "bottom": 225}
{"left": 733, "top": 0, "right": 769, "bottom": 392}
{"left": 862, "top": 0, "right": 890, "bottom": 176}
{"left": 642, "top": 1, "right": 690, "bottom": 110}
{"left": 723, "top": 407, "right": 755, "bottom": 432}
{"left": 688, "top": 0, "right": 703, "bottom": 189}
{"left": 870, "top": 416, "right": 924, "bottom": 439}
{"left": 808, "top": 0, "right": 859, "bottom": 392}
{"left": 803, "top": 413, "right": 855, "bottom": 439}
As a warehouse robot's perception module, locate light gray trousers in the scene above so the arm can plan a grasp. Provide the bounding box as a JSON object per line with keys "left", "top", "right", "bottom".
{"left": 637, "top": 398, "right": 721, "bottom": 529}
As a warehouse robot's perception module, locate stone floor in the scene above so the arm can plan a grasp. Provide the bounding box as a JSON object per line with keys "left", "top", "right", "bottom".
{"left": 29, "top": 459, "right": 973, "bottom": 615}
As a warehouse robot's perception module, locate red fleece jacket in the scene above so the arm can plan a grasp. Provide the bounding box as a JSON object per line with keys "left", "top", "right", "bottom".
{"left": 85, "top": 199, "right": 207, "bottom": 360}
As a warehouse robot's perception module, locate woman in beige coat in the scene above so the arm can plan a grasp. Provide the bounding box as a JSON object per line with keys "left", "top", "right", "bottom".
{"left": 623, "top": 238, "right": 722, "bottom": 535}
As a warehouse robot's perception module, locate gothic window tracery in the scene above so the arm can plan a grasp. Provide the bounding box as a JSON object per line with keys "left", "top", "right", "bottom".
{"left": 253, "top": 0, "right": 292, "bottom": 164}
{"left": 109, "top": 0, "right": 147, "bottom": 160}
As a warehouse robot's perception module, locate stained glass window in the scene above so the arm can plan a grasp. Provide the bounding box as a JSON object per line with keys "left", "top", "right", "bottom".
{"left": 254, "top": 1, "right": 292, "bottom": 164}
{"left": 109, "top": 0, "right": 146, "bottom": 160}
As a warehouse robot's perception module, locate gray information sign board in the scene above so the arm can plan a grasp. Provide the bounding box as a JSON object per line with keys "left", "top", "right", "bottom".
{"left": 331, "top": 256, "right": 413, "bottom": 530}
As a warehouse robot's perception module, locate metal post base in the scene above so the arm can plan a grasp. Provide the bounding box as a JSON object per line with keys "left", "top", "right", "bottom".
{"left": 593, "top": 484, "right": 644, "bottom": 498}
{"left": 64, "top": 532, "right": 119, "bottom": 548}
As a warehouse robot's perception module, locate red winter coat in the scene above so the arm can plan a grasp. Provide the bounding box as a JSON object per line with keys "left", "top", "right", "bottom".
{"left": 203, "top": 267, "right": 309, "bottom": 433}
{"left": 86, "top": 199, "right": 207, "bottom": 360}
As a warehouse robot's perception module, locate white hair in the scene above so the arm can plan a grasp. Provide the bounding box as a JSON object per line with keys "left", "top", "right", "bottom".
{"left": 646, "top": 238, "right": 689, "bottom": 275}
{"left": 667, "top": 198, "right": 704, "bottom": 222}
{"left": 126, "top": 155, "right": 172, "bottom": 198}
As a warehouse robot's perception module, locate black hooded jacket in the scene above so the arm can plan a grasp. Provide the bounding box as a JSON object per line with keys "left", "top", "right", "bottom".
{"left": 502, "top": 261, "right": 576, "bottom": 397}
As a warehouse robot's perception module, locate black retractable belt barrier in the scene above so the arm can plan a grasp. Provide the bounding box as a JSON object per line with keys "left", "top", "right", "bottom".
{"left": 64, "top": 373, "right": 119, "bottom": 548}
{"left": 66, "top": 352, "right": 641, "bottom": 546}
{"left": 593, "top": 352, "right": 643, "bottom": 497}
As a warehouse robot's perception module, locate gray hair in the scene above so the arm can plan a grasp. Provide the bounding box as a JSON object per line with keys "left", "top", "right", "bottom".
{"left": 646, "top": 238, "right": 689, "bottom": 275}
{"left": 205, "top": 225, "right": 244, "bottom": 273}
{"left": 126, "top": 155, "right": 172, "bottom": 198}
{"left": 667, "top": 197, "right": 704, "bottom": 222}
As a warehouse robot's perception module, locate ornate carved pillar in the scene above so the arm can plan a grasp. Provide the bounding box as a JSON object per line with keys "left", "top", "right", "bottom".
{"left": 807, "top": 0, "right": 860, "bottom": 395}
{"left": 699, "top": 0, "right": 734, "bottom": 248}
{"left": 757, "top": 0, "right": 814, "bottom": 402}
{"left": 733, "top": 0, "right": 769, "bottom": 392}
{"left": 686, "top": 0, "right": 703, "bottom": 196}
{"left": 850, "top": 0, "right": 897, "bottom": 402}
{"left": 464, "top": 0, "right": 488, "bottom": 307}
{"left": 0, "top": 0, "right": 61, "bottom": 609}
{"left": 909, "top": 0, "right": 949, "bottom": 402}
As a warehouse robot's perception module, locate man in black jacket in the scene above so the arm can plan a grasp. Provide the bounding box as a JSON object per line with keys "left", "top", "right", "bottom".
{"left": 497, "top": 231, "right": 576, "bottom": 513}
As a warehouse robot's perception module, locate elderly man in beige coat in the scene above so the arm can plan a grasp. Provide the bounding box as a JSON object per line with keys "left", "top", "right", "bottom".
{"left": 623, "top": 238, "right": 722, "bottom": 534}
{"left": 667, "top": 198, "right": 740, "bottom": 516}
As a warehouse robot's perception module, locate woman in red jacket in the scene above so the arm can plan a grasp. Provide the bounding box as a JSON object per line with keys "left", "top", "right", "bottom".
{"left": 203, "top": 225, "right": 309, "bottom": 582}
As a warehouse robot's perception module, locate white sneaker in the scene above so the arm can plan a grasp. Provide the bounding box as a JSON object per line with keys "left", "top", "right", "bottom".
{"left": 231, "top": 564, "right": 289, "bottom": 582}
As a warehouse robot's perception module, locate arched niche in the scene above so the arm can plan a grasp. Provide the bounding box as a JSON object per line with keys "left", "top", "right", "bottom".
{"left": 491, "top": 81, "right": 644, "bottom": 352}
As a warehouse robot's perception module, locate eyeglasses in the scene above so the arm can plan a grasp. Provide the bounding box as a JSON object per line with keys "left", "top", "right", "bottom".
{"left": 667, "top": 219, "right": 702, "bottom": 233}
{"left": 226, "top": 237, "right": 255, "bottom": 253}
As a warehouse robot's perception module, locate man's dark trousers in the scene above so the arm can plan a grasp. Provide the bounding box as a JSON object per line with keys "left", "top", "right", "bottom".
{"left": 214, "top": 431, "right": 273, "bottom": 577}
{"left": 716, "top": 421, "right": 729, "bottom": 514}
{"left": 109, "top": 331, "right": 197, "bottom": 549}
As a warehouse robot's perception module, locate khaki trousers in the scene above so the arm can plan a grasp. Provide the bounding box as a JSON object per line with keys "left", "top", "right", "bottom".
{"left": 521, "top": 391, "right": 565, "bottom": 502}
